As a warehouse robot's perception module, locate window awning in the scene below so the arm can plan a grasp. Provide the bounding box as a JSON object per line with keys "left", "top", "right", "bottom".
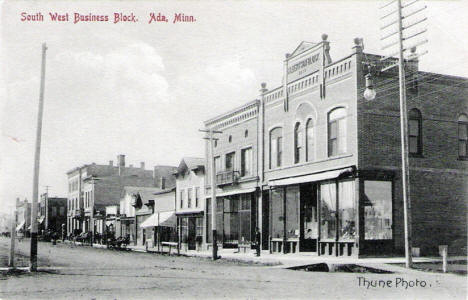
{"left": 204, "top": 187, "right": 256, "bottom": 198}
{"left": 16, "top": 220, "right": 25, "bottom": 231}
{"left": 140, "top": 211, "right": 176, "bottom": 228}
{"left": 268, "top": 167, "right": 354, "bottom": 187}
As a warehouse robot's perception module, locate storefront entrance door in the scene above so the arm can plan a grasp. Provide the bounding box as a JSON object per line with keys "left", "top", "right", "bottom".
{"left": 188, "top": 217, "right": 196, "bottom": 250}
{"left": 300, "top": 184, "right": 318, "bottom": 252}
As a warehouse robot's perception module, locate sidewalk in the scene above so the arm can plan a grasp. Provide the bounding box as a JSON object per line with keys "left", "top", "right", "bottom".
{"left": 125, "top": 243, "right": 466, "bottom": 274}
{"left": 61, "top": 240, "right": 466, "bottom": 275}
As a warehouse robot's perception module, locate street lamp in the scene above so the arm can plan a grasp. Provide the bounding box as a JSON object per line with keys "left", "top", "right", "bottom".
{"left": 363, "top": 73, "right": 377, "bottom": 101}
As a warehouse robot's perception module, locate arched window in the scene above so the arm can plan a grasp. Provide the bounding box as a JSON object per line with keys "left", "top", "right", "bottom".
{"left": 270, "top": 127, "right": 283, "bottom": 169}
{"left": 409, "top": 108, "right": 422, "bottom": 155}
{"left": 328, "top": 107, "right": 347, "bottom": 156}
{"left": 294, "top": 123, "right": 303, "bottom": 163}
{"left": 458, "top": 114, "right": 468, "bottom": 159}
{"left": 306, "top": 119, "right": 314, "bottom": 162}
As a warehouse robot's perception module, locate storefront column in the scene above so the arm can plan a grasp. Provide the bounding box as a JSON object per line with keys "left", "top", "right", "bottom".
{"left": 282, "top": 187, "right": 287, "bottom": 254}
{"left": 317, "top": 184, "right": 321, "bottom": 256}
{"left": 335, "top": 179, "right": 339, "bottom": 257}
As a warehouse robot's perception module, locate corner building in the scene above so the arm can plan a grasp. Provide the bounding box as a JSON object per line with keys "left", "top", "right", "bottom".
{"left": 204, "top": 35, "right": 468, "bottom": 257}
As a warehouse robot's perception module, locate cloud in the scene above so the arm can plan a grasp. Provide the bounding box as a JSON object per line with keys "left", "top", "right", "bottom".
{"left": 49, "top": 41, "right": 171, "bottom": 105}
{"left": 175, "top": 59, "right": 257, "bottom": 120}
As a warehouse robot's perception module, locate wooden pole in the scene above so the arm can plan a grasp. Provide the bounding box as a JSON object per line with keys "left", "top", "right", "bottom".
{"left": 210, "top": 129, "right": 218, "bottom": 260}
{"left": 30, "top": 43, "right": 47, "bottom": 272}
{"left": 9, "top": 210, "right": 16, "bottom": 268}
{"left": 397, "top": 0, "right": 413, "bottom": 269}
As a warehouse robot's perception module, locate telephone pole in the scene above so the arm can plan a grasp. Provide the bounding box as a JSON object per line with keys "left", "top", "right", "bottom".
{"left": 380, "top": 0, "right": 427, "bottom": 268}
{"left": 200, "top": 128, "right": 222, "bottom": 260}
{"left": 30, "top": 43, "right": 48, "bottom": 272}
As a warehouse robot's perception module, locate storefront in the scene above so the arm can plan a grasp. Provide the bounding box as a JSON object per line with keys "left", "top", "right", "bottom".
{"left": 177, "top": 212, "right": 203, "bottom": 251}
{"left": 206, "top": 191, "right": 257, "bottom": 248}
{"left": 267, "top": 167, "right": 394, "bottom": 256}
{"left": 140, "top": 211, "right": 177, "bottom": 248}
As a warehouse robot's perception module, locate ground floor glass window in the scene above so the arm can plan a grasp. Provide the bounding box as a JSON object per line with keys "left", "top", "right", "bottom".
{"left": 320, "top": 182, "right": 337, "bottom": 240}
{"left": 364, "top": 180, "right": 392, "bottom": 240}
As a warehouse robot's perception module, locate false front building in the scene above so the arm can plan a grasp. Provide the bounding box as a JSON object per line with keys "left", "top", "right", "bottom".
{"left": 203, "top": 35, "right": 467, "bottom": 256}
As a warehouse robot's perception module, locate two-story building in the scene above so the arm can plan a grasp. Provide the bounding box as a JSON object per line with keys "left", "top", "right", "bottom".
{"left": 204, "top": 101, "right": 260, "bottom": 249}
{"left": 38, "top": 193, "right": 67, "bottom": 235}
{"left": 204, "top": 35, "right": 468, "bottom": 257}
{"left": 175, "top": 157, "right": 205, "bottom": 251}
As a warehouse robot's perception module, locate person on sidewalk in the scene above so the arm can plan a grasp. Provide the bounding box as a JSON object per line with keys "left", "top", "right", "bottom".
{"left": 255, "top": 227, "right": 261, "bottom": 257}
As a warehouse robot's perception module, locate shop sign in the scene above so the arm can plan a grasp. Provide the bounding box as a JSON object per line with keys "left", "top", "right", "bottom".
{"left": 287, "top": 50, "right": 322, "bottom": 83}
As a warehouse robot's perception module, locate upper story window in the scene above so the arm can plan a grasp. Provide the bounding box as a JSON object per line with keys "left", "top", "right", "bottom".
{"left": 328, "top": 107, "right": 347, "bottom": 157}
{"left": 225, "top": 152, "right": 236, "bottom": 171}
{"left": 245, "top": 130, "right": 248, "bottom": 138}
{"left": 195, "top": 187, "right": 200, "bottom": 208}
{"left": 214, "top": 156, "right": 221, "bottom": 174}
{"left": 294, "top": 123, "right": 303, "bottom": 164}
{"left": 180, "top": 190, "right": 184, "bottom": 208}
{"left": 241, "top": 147, "right": 252, "bottom": 177}
{"left": 409, "top": 108, "right": 423, "bottom": 155}
{"left": 187, "top": 188, "right": 192, "bottom": 208}
{"left": 270, "top": 127, "right": 283, "bottom": 169}
{"left": 458, "top": 114, "right": 468, "bottom": 159}
{"left": 306, "top": 118, "right": 315, "bottom": 162}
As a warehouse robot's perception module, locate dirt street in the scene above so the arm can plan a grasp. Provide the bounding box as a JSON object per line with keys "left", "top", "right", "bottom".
{"left": 0, "top": 237, "right": 466, "bottom": 300}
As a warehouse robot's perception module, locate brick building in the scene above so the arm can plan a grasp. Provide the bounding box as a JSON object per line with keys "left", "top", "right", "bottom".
{"left": 203, "top": 35, "right": 467, "bottom": 256}
{"left": 66, "top": 154, "right": 177, "bottom": 238}
{"left": 38, "top": 193, "right": 67, "bottom": 234}
{"left": 204, "top": 101, "right": 260, "bottom": 249}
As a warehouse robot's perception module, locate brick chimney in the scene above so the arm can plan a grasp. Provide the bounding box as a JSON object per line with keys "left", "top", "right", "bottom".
{"left": 153, "top": 166, "right": 159, "bottom": 187}
{"left": 109, "top": 160, "right": 113, "bottom": 166}
{"left": 118, "top": 154, "right": 125, "bottom": 176}
{"left": 140, "top": 162, "right": 145, "bottom": 169}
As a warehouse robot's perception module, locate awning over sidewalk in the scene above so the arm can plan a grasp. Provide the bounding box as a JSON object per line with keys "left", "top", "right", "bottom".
{"left": 16, "top": 220, "right": 25, "bottom": 231}
{"left": 204, "top": 187, "right": 256, "bottom": 198}
{"left": 140, "top": 211, "right": 176, "bottom": 228}
{"left": 268, "top": 167, "right": 354, "bottom": 187}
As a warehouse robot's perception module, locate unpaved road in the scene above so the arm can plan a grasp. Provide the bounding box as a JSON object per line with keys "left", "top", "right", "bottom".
{"left": 0, "top": 237, "right": 466, "bottom": 299}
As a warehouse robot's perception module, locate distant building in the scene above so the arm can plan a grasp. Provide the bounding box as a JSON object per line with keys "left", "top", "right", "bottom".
{"left": 38, "top": 193, "right": 67, "bottom": 234}
{"left": 0, "top": 212, "right": 11, "bottom": 234}
{"left": 139, "top": 188, "right": 177, "bottom": 248}
{"left": 119, "top": 186, "right": 167, "bottom": 245}
{"left": 15, "top": 198, "right": 31, "bottom": 237}
{"left": 66, "top": 154, "right": 177, "bottom": 237}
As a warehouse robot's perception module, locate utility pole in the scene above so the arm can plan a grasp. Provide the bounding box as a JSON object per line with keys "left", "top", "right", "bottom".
{"left": 200, "top": 128, "right": 222, "bottom": 260}
{"left": 9, "top": 209, "right": 17, "bottom": 268}
{"left": 380, "top": 0, "right": 427, "bottom": 268}
{"left": 396, "top": 0, "right": 413, "bottom": 269}
{"left": 30, "top": 42, "right": 47, "bottom": 272}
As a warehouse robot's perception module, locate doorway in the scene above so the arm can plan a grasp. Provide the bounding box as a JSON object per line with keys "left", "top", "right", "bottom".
{"left": 188, "top": 217, "right": 196, "bottom": 250}
{"left": 300, "top": 183, "right": 318, "bottom": 252}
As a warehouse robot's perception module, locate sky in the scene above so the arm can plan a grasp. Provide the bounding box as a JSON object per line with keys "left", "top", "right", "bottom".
{"left": 1, "top": 0, "right": 467, "bottom": 214}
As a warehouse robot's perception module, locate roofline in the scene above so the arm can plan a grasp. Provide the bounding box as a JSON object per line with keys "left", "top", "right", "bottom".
{"left": 153, "top": 187, "right": 176, "bottom": 195}
{"left": 204, "top": 99, "right": 259, "bottom": 127}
